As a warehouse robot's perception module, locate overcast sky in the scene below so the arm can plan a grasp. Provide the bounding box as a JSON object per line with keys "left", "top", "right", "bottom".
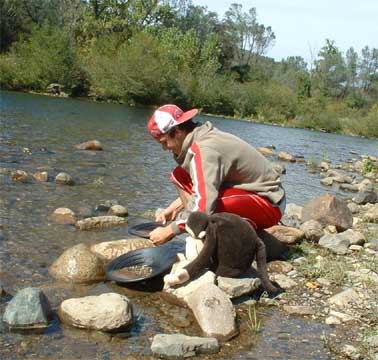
{"left": 191, "top": 0, "right": 378, "bottom": 64}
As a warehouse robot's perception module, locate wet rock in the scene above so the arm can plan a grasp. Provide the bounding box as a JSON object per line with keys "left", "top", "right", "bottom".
{"left": 353, "top": 183, "right": 378, "bottom": 204}
{"left": 11, "top": 170, "right": 30, "bottom": 183}
{"left": 75, "top": 216, "right": 127, "bottom": 230}
{"left": 259, "top": 147, "right": 274, "bottom": 156}
{"left": 318, "top": 233, "right": 350, "bottom": 255}
{"left": 299, "top": 220, "right": 324, "bottom": 242}
{"left": 325, "top": 170, "right": 353, "bottom": 184}
{"left": 302, "top": 193, "right": 353, "bottom": 231}
{"left": 95, "top": 200, "right": 119, "bottom": 212}
{"left": 76, "top": 206, "right": 95, "bottom": 219}
{"left": 283, "top": 305, "right": 315, "bottom": 316}
{"left": 108, "top": 204, "right": 128, "bottom": 217}
{"left": 59, "top": 293, "right": 133, "bottom": 332}
{"left": 90, "top": 238, "right": 154, "bottom": 261}
{"left": 265, "top": 225, "right": 304, "bottom": 245}
{"left": 3, "top": 287, "right": 52, "bottom": 329}
{"left": 340, "top": 183, "right": 359, "bottom": 192}
{"left": 151, "top": 333, "right": 219, "bottom": 358}
{"left": 185, "top": 283, "right": 237, "bottom": 340}
{"left": 51, "top": 208, "right": 76, "bottom": 225}
{"left": 75, "top": 140, "right": 103, "bottom": 151}
{"left": 55, "top": 172, "right": 74, "bottom": 185}
{"left": 320, "top": 177, "right": 333, "bottom": 186}
{"left": 278, "top": 151, "right": 296, "bottom": 162}
{"left": 49, "top": 243, "right": 105, "bottom": 283}
{"left": 32, "top": 171, "right": 48, "bottom": 182}
{"left": 267, "top": 260, "right": 293, "bottom": 273}
{"left": 217, "top": 275, "right": 261, "bottom": 299}
{"left": 328, "top": 288, "right": 360, "bottom": 307}
{"left": 46, "top": 83, "right": 64, "bottom": 94}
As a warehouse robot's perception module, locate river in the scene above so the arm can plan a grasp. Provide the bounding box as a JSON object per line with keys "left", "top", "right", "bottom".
{"left": 0, "top": 90, "right": 377, "bottom": 359}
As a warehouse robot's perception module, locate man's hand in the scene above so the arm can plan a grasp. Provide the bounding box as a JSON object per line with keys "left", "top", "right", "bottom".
{"left": 155, "top": 197, "right": 183, "bottom": 224}
{"left": 149, "top": 224, "right": 175, "bottom": 245}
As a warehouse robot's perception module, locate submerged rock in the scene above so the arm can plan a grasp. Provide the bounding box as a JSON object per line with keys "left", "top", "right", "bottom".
{"left": 49, "top": 243, "right": 105, "bottom": 283}
{"left": 75, "top": 216, "right": 127, "bottom": 230}
{"left": 151, "top": 333, "right": 219, "bottom": 358}
{"left": 59, "top": 293, "right": 133, "bottom": 332}
{"left": 75, "top": 140, "right": 103, "bottom": 151}
{"left": 3, "top": 287, "right": 52, "bottom": 329}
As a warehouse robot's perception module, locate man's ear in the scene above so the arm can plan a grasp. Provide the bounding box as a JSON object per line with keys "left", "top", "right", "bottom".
{"left": 198, "top": 230, "right": 206, "bottom": 239}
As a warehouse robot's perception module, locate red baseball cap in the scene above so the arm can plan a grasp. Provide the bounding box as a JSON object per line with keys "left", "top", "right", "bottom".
{"left": 147, "top": 104, "right": 198, "bottom": 138}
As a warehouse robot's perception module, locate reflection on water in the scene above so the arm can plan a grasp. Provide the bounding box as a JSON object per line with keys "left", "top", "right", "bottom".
{"left": 1, "top": 90, "right": 376, "bottom": 359}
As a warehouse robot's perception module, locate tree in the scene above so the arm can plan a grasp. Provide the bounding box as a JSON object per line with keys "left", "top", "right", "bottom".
{"left": 313, "top": 39, "right": 347, "bottom": 98}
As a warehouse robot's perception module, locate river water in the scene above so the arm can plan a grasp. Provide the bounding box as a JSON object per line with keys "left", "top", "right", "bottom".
{"left": 0, "top": 91, "right": 377, "bottom": 359}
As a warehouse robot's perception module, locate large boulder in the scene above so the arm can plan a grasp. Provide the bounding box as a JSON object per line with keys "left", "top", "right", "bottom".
{"left": 59, "top": 293, "right": 133, "bottom": 332}
{"left": 49, "top": 243, "right": 105, "bottom": 283}
{"left": 3, "top": 287, "right": 52, "bottom": 329}
{"left": 90, "top": 238, "right": 154, "bottom": 261}
{"left": 301, "top": 193, "right": 353, "bottom": 231}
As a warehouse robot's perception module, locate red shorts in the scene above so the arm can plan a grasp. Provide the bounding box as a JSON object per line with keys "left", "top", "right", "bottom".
{"left": 170, "top": 166, "right": 282, "bottom": 229}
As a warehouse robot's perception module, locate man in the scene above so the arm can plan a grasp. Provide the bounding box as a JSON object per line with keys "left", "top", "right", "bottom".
{"left": 147, "top": 104, "right": 286, "bottom": 245}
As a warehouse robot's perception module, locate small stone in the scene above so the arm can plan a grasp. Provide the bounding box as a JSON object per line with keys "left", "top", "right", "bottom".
{"left": 75, "top": 140, "right": 103, "bottom": 151}
{"left": 33, "top": 171, "right": 48, "bottom": 182}
{"left": 75, "top": 216, "right": 127, "bottom": 230}
{"left": 108, "top": 204, "right": 128, "bottom": 217}
{"left": 51, "top": 208, "right": 76, "bottom": 225}
{"left": 11, "top": 170, "right": 30, "bottom": 183}
{"left": 55, "top": 172, "right": 74, "bottom": 185}
{"left": 325, "top": 316, "right": 341, "bottom": 325}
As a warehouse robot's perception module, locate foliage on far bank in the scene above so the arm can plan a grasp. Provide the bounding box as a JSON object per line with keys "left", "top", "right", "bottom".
{"left": 0, "top": 0, "right": 377, "bottom": 138}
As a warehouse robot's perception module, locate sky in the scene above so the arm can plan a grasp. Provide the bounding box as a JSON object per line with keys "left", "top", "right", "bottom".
{"left": 191, "top": 0, "right": 378, "bottom": 64}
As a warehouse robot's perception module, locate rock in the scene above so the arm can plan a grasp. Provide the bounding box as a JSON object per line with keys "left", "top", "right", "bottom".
{"left": 353, "top": 183, "right": 378, "bottom": 204}
{"left": 302, "top": 193, "right": 353, "bottom": 231}
{"left": 320, "top": 177, "right": 334, "bottom": 186}
{"left": 217, "top": 275, "right": 261, "bottom": 299}
{"left": 51, "top": 208, "right": 76, "bottom": 225}
{"left": 365, "top": 239, "right": 378, "bottom": 251}
{"left": 283, "top": 305, "right": 315, "bottom": 316}
{"left": 46, "top": 83, "right": 64, "bottom": 94}
{"left": 299, "top": 220, "right": 324, "bottom": 242}
{"left": 340, "top": 345, "right": 361, "bottom": 360}
{"left": 75, "top": 140, "right": 103, "bottom": 151}
{"left": 325, "top": 170, "right": 353, "bottom": 184}
{"left": 151, "top": 334, "right": 219, "bottom": 358}
{"left": 328, "top": 288, "right": 360, "bottom": 307}
{"left": 32, "top": 171, "right": 48, "bottom": 182}
{"left": 270, "top": 274, "right": 297, "bottom": 289}
{"left": 108, "top": 204, "right": 128, "bottom": 217}
{"left": 75, "top": 216, "right": 127, "bottom": 230}
{"left": 278, "top": 151, "right": 296, "bottom": 162}
{"left": 318, "top": 233, "right": 350, "bottom": 255}
{"left": 259, "top": 147, "right": 274, "bottom": 156}
{"left": 319, "top": 161, "right": 330, "bottom": 171}
{"left": 90, "top": 238, "right": 154, "bottom": 261}
{"left": 325, "top": 316, "right": 341, "bottom": 325}
{"left": 76, "top": 206, "right": 95, "bottom": 219}
{"left": 3, "top": 287, "right": 52, "bottom": 329}
{"left": 185, "top": 283, "right": 237, "bottom": 340}
{"left": 340, "top": 183, "right": 359, "bottom": 192}
{"left": 267, "top": 260, "right": 293, "bottom": 273}
{"left": 363, "top": 203, "right": 378, "bottom": 222}
{"left": 59, "top": 293, "right": 133, "bottom": 332}
{"left": 265, "top": 225, "right": 304, "bottom": 245}
{"left": 284, "top": 203, "right": 303, "bottom": 221}
{"left": 342, "top": 229, "right": 365, "bottom": 245}
{"left": 367, "top": 335, "right": 378, "bottom": 348}
{"left": 347, "top": 202, "right": 360, "bottom": 214}
{"left": 95, "top": 200, "right": 119, "bottom": 212}
{"left": 11, "top": 170, "right": 30, "bottom": 183}
{"left": 49, "top": 243, "right": 105, "bottom": 283}
{"left": 328, "top": 310, "right": 355, "bottom": 323}
{"left": 55, "top": 172, "right": 74, "bottom": 185}
{"left": 357, "top": 178, "right": 373, "bottom": 191}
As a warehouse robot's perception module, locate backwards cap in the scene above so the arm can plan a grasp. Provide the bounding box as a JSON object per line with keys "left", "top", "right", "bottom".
{"left": 147, "top": 104, "right": 198, "bottom": 138}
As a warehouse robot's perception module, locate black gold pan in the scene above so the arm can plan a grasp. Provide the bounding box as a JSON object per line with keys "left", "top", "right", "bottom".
{"left": 106, "top": 240, "right": 185, "bottom": 283}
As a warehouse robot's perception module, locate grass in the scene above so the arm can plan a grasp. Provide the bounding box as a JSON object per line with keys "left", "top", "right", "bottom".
{"left": 247, "top": 304, "right": 261, "bottom": 333}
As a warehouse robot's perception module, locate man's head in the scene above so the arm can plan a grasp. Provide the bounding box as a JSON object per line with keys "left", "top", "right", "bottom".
{"left": 147, "top": 104, "right": 198, "bottom": 155}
